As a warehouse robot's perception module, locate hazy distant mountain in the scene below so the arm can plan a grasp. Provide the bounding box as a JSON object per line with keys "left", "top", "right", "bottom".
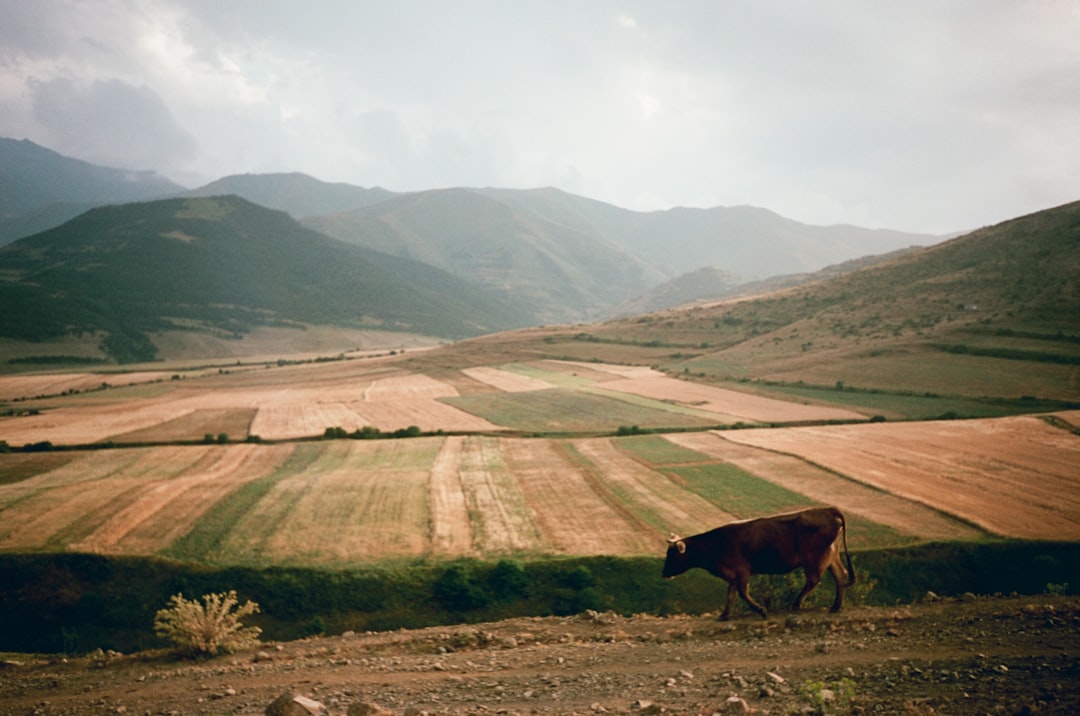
{"left": 0, "top": 196, "right": 533, "bottom": 363}
{"left": 476, "top": 187, "right": 941, "bottom": 280}
{"left": 599, "top": 198, "right": 1080, "bottom": 374}
{"left": 304, "top": 188, "right": 668, "bottom": 324}
{"left": 1, "top": 138, "right": 948, "bottom": 327}
{"left": 0, "top": 137, "right": 184, "bottom": 245}
{"left": 185, "top": 172, "right": 397, "bottom": 217}
{"left": 618, "top": 246, "right": 925, "bottom": 315}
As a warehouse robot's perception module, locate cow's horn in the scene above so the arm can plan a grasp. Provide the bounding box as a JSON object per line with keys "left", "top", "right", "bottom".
{"left": 667, "top": 532, "right": 680, "bottom": 544}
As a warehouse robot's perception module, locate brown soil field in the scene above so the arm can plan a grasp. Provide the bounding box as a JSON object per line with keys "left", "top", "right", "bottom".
{"left": 721, "top": 415, "right": 1080, "bottom": 540}
{"left": 0, "top": 370, "right": 178, "bottom": 402}
{"left": 595, "top": 374, "right": 867, "bottom": 424}
{"left": 3, "top": 416, "right": 1079, "bottom": 562}
{"left": 2, "top": 595, "right": 1077, "bottom": 716}
{"left": 461, "top": 366, "right": 556, "bottom": 392}
{"left": 569, "top": 437, "right": 737, "bottom": 537}
{"left": 3, "top": 359, "right": 1079, "bottom": 566}
{"left": 662, "top": 432, "right": 988, "bottom": 543}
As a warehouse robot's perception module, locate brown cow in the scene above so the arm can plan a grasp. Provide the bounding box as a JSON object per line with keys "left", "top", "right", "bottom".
{"left": 663, "top": 506, "right": 856, "bottom": 620}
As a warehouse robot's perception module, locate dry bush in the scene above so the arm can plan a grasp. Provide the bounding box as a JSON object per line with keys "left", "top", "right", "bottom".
{"left": 153, "top": 590, "right": 261, "bottom": 655}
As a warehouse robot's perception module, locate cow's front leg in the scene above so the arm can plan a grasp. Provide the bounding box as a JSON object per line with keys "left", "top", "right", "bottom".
{"left": 734, "top": 571, "right": 768, "bottom": 619}
{"left": 719, "top": 581, "right": 738, "bottom": 621}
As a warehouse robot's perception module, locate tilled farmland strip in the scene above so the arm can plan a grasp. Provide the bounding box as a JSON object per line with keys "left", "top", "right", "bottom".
{"left": 253, "top": 439, "right": 440, "bottom": 563}
{"left": 459, "top": 436, "right": 547, "bottom": 554}
{"left": 570, "top": 437, "right": 737, "bottom": 538}
{"left": 0, "top": 446, "right": 213, "bottom": 550}
{"left": 663, "top": 431, "right": 988, "bottom": 543}
{"left": 502, "top": 438, "right": 654, "bottom": 556}
{"left": 723, "top": 417, "right": 1080, "bottom": 540}
{"left": 429, "top": 435, "right": 474, "bottom": 556}
{"left": 73, "top": 444, "right": 296, "bottom": 555}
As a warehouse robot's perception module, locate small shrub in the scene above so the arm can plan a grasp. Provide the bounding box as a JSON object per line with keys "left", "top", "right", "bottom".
{"left": 799, "top": 677, "right": 857, "bottom": 714}
{"left": 153, "top": 590, "right": 261, "bottom": 655}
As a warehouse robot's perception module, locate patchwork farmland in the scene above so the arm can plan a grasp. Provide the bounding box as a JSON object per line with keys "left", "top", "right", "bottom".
{"left": 2, "top": 356, "right": 1077, "bottom": 566}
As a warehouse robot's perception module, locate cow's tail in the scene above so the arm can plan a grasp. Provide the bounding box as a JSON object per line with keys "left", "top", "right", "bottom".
{"left": 839, "top": 510, "right": 856, "bottom": 586}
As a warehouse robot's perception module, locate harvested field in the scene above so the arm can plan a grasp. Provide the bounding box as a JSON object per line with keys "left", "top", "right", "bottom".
{"left": 0, "top": 445, "right": 289, "bottom": 553}
{"left": 569, "top": 437, "right": 736, "bottom": 537}
{"left": 215, "top": 439, "right": 441, "bottom": 564}
{"left": 0, "top": 368, "right": 498, "bottom": 446}
{"left": 662, "top": 431, "right": 987, "bottom": 544}
{"left": 461, "top": 366, "right": 554, "bottom": 392}
{"left": 721, "top": 416, "right": 1080, "bottom": 540}
{"left": 0, "top": 370, "right": 176, "bottom": 402}
{"left": 595, "top": 372, "right": 867, "bottom": 423}
{"left": 70, "top": 444, "right": 293, "bottom": 555}
{"left": 111, "top": 408, "right": 257, "bottom": 443}
{"left": 2, "top": 413, "right": 1076, "bottom": 565}
{"left": 501, "top": 438, "right": 655, "bottom": 555}
{"left": 428, "top": 435, "right": 474, "bottom": 555}
{"left": 457, "top": 435, "right": 546, "bottom": 554}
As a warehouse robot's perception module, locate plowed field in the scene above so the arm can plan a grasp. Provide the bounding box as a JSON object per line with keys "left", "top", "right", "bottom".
{"left": 2, "top": 360, "right": 1077, "bottom": 566}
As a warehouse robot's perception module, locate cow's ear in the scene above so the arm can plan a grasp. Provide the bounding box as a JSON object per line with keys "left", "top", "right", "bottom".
{"left": 676, "top": 540, "right": 686, "bottom": 555}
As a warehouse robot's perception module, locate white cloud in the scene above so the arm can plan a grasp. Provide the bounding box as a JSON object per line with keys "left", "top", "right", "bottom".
{"left": 0, "top": 0, "right": 1077, "bottom": 233}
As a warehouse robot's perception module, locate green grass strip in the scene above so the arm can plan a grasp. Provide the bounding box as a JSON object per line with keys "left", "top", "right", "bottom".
{"left": 667, "top": 462, "right": 816, "bottom": 518}
{"left": 162, "top": 443, "right": 323, "bottom": 563}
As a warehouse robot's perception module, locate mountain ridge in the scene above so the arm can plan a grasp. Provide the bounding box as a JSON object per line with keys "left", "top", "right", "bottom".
{"left": 0, "top": 195, "right": 533, "bottom": 363}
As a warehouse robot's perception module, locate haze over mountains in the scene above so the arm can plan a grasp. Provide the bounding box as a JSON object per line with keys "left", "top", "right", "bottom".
{"left": 9, "top": 135, "right": 1069, "bottom": 367}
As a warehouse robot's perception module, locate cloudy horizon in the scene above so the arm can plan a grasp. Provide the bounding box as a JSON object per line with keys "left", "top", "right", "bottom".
{"left": 1, "top": 1, "right": 1078, "bottom": 234}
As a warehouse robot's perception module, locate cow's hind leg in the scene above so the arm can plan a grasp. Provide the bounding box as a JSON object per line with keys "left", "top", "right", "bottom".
{"left": 734, "top": 571, "right": 768, "bottom": 619}
{"left": 793, "top": 567, "right": 823, "bottom": 611}
{"left": 827, "top": 555, "right": 848, "bottom": 612}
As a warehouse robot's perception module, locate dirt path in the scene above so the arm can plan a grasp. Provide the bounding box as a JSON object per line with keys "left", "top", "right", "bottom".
{"left": 2, "top": 595, "right": 1076, "bottom": 715}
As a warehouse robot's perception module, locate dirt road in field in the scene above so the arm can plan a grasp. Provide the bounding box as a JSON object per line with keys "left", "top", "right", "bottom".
{"left": 2, "top": 595, "right": 1077, "bottom": 715}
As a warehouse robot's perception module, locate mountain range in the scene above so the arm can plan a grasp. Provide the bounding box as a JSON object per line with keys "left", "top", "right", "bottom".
{"left": 3, "top": 136, "right": 1044, "bottom": 366}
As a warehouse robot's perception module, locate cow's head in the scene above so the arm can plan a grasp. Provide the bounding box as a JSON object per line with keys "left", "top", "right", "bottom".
{"left": 662, "top": 532, "right": 690, "bottom": 578}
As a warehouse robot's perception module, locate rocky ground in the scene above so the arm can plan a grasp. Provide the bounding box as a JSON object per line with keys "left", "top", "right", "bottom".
{"left": 1, "top": 594, "right": 1077, "bottom": 716}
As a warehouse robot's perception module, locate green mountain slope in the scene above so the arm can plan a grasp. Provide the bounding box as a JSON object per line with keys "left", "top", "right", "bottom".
{"left": 304, "top": 188, "right": 667, "bottom": 324}
{"left": 0, "top": 196, "right": 533, "bottom": 362}
{"left": 528, "top": 199, "right": 1080, "bottom": 400}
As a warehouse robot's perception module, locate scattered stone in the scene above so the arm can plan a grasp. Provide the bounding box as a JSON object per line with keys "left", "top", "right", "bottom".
{"left": 722, "top": 695, "right": 750, "bottom": 713}
{"left": 766, "top": 671, "right": 785, "bottom": 684}
{"left": 347, "top": 702, "right": 395, "bottom": 716}
{"left": 266, "top": 693, "right": 328, "bottom": 716}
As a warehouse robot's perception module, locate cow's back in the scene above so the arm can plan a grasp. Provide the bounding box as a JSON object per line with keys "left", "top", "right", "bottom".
{"left": 731, "top": 507, "right": 842, "bottom": 575}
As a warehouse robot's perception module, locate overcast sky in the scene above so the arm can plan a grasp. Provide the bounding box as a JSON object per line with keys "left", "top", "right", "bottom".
{"left": 1, "top": 1, "right": 1077, "bottom": 234}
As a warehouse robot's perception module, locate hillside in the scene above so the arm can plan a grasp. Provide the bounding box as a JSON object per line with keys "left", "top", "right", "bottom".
{"left": 0, "top": 196, "right": 533, "bottom": 363}
{"left": 304, "top": 188, "right": 667, "bottom": 324}
{"left": 0, "top": 138, "right": 183, "bottom": 245}
{"left": 307, "top": 186, "right": 944, "bottom": 323}
{"left": 561, "top": 199, "right": 1080, "bottom": 399}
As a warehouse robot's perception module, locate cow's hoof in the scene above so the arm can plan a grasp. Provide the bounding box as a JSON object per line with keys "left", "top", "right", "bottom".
{"left": 718, "top": 614, "right": 731, "bottom": 622}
